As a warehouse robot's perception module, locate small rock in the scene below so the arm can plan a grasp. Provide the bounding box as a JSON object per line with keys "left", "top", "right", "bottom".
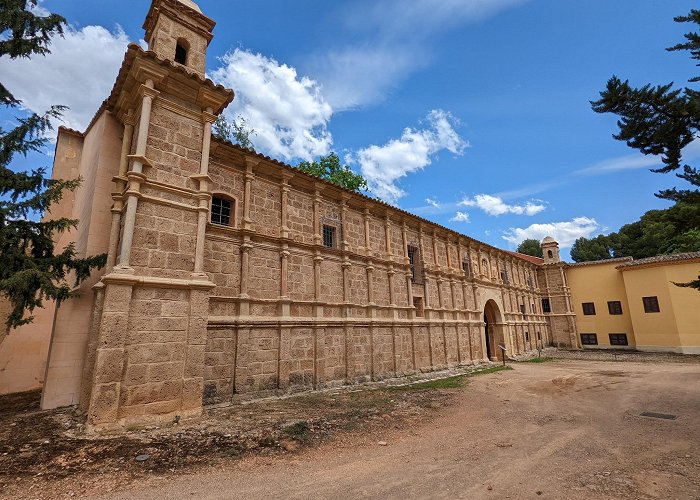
{"left": 135, "top": 454, "right": 150, "bottom": 462}
{"left": 536, "top": 492, "right": 543, "bottom": 496}
{"left": 378, "top": 441, "right": 387, "bottom": 446}
{"left": 487, "top": 485, "right": 493, "bottom": 491}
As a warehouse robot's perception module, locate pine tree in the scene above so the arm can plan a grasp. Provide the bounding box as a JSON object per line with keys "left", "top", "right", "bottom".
{"left": 591, "top": 8, "right": 700, "bottom": 288}
{"left": 516, "top": 239, "right": 543, "bottom": 258}
{"left": 0, "top": 1, "right": 106, "bottom": 331}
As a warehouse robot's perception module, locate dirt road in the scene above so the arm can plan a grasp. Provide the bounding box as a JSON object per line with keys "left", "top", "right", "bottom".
{"left": 94, "top": 360, "right": 700, "bottom": 500}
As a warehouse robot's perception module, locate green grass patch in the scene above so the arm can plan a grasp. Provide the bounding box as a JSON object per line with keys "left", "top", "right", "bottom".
{"left": 282, "top": 420, "right": 312, "bottom": 443}
{"left": 521, "top": 357, "right": 553, "bottom": 364}
{"left": 389, "top": 365, "right": 512, "bottom": 391}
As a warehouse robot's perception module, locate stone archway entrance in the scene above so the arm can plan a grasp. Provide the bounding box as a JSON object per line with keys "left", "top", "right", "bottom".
{"left": 484, "top": 299, "right": 506, "bottom": 362}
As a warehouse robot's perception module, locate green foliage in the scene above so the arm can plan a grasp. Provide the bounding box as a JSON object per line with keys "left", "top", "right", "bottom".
{"left": 521, "top": 357, "right": 553, "bottom": 364}
{"left": 570, "top": 235, "right": 613, "bottom": 263}
{"left": 570, "top": 202, "right": 700, "bottom": 263}
{"left": 212, "top": 114, "right": 255, "bottom": 150}
{"left": 0, "top": 0, "right": 65, "bottom": 105}
{"left": 516, "top": 238, "right": 543, "bottom": 258}
{"left": 297, "top": 152, "right": 368, "bottom": 193}
{"left": 591, "top": 9, "right": 700, "bottom": 288}
{"left": 0, "top": 1, "right": 106, "bottom": 329}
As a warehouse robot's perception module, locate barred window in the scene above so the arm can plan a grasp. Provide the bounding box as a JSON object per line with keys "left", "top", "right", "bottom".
{"left": 407, "top": 244, "right": 423, "bottom": 284}
{"left": 462, "top": 258, "right": 471, "bottom": 277}
{"left": 542, "top": 298, "right": 551, "bottom": 313}
{"left": 581, "top": 333, "right": 598, "bottom": 345}
{"left": 500, "top": 270, "right": 510, "bottom": 284}
{"left": 642, "top": 296, "right": 660, "bottom": 313}
{"left": 582, "top": 302, "right": 596, "bottom": 315}
{"left": 607, "top": 301, "right": 623, "bottom": 315}
{"left": 322, "top": 225, "right": 336, "bottom": 249}
{"left": 609, "top": 333, "right": 628, "bottom": 346}
{"left": 211, "top": 197, "right": 232, "bottom": 226}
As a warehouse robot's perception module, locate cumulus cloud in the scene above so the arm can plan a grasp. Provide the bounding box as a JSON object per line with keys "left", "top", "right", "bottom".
{"left": 0, "top": 24, "right": 129, "bottom": 132}
{"left": 210, "top": 49, "right": 333, "bottom": 162}
{"left": 349, "top": 110, "right": 467, "bottom": 203}
{"left": 460, "top": 194, "right": 545, "bottom": 216}
{"left": 502, "top": 217, "right": 599, "bottom": 248}
{"left": 450, "top": 211, "right": 470, "bottom": 223}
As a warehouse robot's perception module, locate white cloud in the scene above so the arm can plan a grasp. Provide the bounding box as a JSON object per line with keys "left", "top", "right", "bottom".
{"left": 502, "top": 217, "right": 599, "bottom": 248}
{"left": 450, "top": 211, "right": 470, "bottom": 222}
{"left": 311, "top": 0, "right": 528, "bottom": 109}
{"left": 349, "top": 109, "right": 467, "bottom": 203}
{"left": 308, "top": 46, "right": 422, "bottom": 111}
{"left": 0, "top": 25, "right": 129, "bottom": 132}
{"left": 351, "top": 0, "right": 530, "bottom": 37}
{"left": 425, "top": 197, "right": 440, "bottom": 208}
{"left": 28, "top": 0, "right": 50, "bottom": 17}
{"left": 460, "top": 194, "right": 545, "bottom": 216}
{"left": 211, "top": 49, "right": 333, "bottom": 162}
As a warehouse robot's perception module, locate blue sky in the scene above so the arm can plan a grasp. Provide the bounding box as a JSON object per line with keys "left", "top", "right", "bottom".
{"left": 2, "top": 0, "right": 698, "bottom": 259}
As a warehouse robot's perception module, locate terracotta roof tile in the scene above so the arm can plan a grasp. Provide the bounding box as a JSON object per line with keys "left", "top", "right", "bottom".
{"left": 567, "top": 257, "right": 633, "bottom": 267}
{"left": 616, "top": 252, "right": 700, "bottom": 270}
{"left": 505, "top": 251, "right": 544, "bottom": 265}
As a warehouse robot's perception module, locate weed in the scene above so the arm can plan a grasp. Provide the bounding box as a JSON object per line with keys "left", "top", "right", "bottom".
{"left": 282, "top": 420, "right": 312, "bottom": 443}
{"left": 521, "top": 357, "right": 553, "bottom": 364}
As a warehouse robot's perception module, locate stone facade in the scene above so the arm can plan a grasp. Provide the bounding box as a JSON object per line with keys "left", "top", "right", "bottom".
{"left": 5, "top": 0, "right": 578, "bottom": 428}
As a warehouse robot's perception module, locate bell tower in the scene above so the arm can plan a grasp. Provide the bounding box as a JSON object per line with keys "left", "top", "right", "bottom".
{"left": 143, "top": 0, "right": 215, "bottom": 77}
{"left": 541, "top": 236, "right": 561, "bottom": 264}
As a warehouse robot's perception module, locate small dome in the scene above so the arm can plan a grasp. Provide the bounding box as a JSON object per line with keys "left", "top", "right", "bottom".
{"left": 177, "top": 0, "right": 202, "bottom": 13}
{"left": 541, "top": 236, "right": 557, "bottom": 245}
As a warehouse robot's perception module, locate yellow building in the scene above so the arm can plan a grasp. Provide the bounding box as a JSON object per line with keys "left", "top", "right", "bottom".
{"left": 567, "top": 252, "right": 700, "bottom": 354}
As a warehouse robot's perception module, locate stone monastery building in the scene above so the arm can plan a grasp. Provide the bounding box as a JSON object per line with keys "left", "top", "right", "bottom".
{"left": 6, "top": 0, "right": 581, "bottom": 428}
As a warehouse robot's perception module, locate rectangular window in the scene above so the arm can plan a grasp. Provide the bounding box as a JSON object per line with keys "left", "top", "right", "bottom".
{"left": 520, "top": 304, "right": 526, "bottom": 315}
{"left": 500, "top": 270, "right": 509, "bottom": 284}
{"left": 462, "top": 259, "right": 471, "bottom": 277}
{"left": 537, "top": 331, "right": 541, "bottom": 341}
{"left": 580, "top": 333, "right": 598, "bottom": 345}
{"left": 413, "top": 297, "right": 424, "bottom": 317}
{"left": 211, "top": 197, "right": 232, "bottom": 226}
{"left": 542, "top": 298, "right": 551, "bottom": 313}
{"left": 609, "top": 333, "right": 629, "bottom": 346}
{"left": 607, "top": 301, "right": 623, "bottom": 315}
{"left": 642, "top": 296, "right": 660, "bottom": 313}
{"left": 408, "top": 245, "right": 421, "bottom": 284}
{"left": 582, "top": 302, "right": 596, "bottom": 315}
{"left": 524, "top": 331, "right": 529, "bottom": 342}
{"left": 322, "top": 225, "right": 336, "bottom": 249}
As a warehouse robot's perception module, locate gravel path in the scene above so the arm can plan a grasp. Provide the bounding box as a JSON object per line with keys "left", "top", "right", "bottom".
{"left": 92, "top": 359, "right": 700, "bottom": 500}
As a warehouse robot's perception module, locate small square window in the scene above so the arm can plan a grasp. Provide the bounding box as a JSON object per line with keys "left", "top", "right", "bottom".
{"left": 211, "top": 197, "right": 232, "bottom": 226}
{"left": 542, "top": 298, "right": 551, "bottom": 313}
{"left": 609, "top": 333, "right": 629, "bottom": 346}
{"left": 582, "top": 302, "right": 596, "bottom": 315}
{"left": 322, "top": 225, "right": 336, "bottom": 249}
{"left": 581, "top": 333, "right": 598, "bottom": 345}
{"left": 607, "top": 301, "right": 623, "bottom": 315}
{"left": 642, "top": 296, "right": 660, "bottom": 313}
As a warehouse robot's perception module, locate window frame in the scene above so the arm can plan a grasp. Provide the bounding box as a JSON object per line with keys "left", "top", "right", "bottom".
{"left": 210, "top": 195, "right": 234, "bottom": 227}
{"left": 322, "top": 224, "right": 336, "bottom": 249}
{"left": 609, "top": 333, "right": 629, "bottom": 346}
{"left": 642, "top": 296, "right": 660, "bottom": 313}
{"left": 407, "top": 243, "right": 423, "bottom": 284}
{"left": 413, "top": 296, "right": 424, "bottom": 317}
{"left": 541, "top": 298, "right": 551, "bottom": 313}
{"left": 580, "top": 333, "right": 598, "bottom": 345}
{"left": 582, "top": 302, "right": 596, "bottom": 316}
{"left": 607, "top": 300, "right": 623, "bottom": 315}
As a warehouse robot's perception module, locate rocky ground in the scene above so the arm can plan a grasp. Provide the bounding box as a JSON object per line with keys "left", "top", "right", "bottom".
{"left": 2, "top": 355, "right": 699, "bottom": 499}
{"left": 0, "top": 365, "right": 505, "bottom": 499}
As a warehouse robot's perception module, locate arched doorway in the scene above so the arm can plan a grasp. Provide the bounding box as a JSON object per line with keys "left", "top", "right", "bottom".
{"left": 484, "top": 299, "right": 505, "bottom": 362}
